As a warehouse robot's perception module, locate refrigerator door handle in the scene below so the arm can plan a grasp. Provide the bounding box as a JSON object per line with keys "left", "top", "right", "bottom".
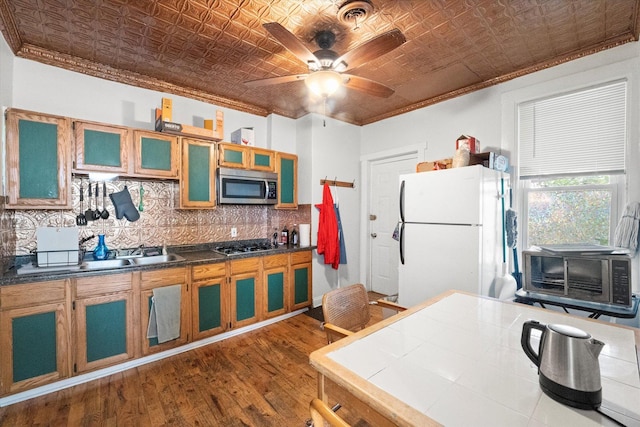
{"left": 399, "top": 180, "right": 405, "bottom": 223}
{"left": 399, "top": 222, "right": 405, "bottom": 265}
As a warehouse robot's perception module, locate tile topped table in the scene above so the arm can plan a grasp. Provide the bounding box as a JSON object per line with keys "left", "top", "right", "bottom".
{"left": 309, "top": 290, "right": 640, "bottom": 426}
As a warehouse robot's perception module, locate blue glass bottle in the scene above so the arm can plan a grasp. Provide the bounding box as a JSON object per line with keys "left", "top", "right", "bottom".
{"left": 93, "top": 234, "right": 109, "bottom": 260}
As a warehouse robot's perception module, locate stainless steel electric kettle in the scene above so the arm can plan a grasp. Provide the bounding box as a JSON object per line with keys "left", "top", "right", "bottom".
{"left": 521, "top": 320, "right": 605, "bottom": 409}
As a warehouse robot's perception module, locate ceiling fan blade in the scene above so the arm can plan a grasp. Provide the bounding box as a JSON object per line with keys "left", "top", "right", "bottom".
{"left": 245, "top": 74, "right": 308, "bottom": 87}
{"left": 342, "top": 74, "right": 395, "bottom": 98}
{"left": 332, "top": 28, "right": 406, "bottom": 72}
{"left": 263, "top": 22, "right": 320, "bottom": 68}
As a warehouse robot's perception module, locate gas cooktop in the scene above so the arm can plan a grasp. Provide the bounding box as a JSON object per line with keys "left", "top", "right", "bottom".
{"left": 212, "top": 242, "right": 275, "bottom": 256}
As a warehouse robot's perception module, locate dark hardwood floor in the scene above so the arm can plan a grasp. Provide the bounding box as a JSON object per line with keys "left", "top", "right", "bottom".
{"left": 0, "top": 299, "right": 385, "bottom": 426}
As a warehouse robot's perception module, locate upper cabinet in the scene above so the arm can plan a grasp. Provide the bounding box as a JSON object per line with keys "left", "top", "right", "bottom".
{"left": 218, "top": 143, "right": 276, "bottom": 172}
{"left": 5, "top": 109, "right": 72, "bottom": 209}
{"left": 179, "top": 137, "right": 216, "bottom": 208}
{"left": 275, "top": 152, "right": 298, "bottom": 209}
{"left": 133, "top": 130, "right": 180, "bottom": 179}
{"left": 73, "top": 120, "right": 130, "bottom": 174}
{"left": 218, "top": 142, "right": 248, "bottom": 169}
{"left": 249, "top": 147, "right": 275, "bottom": 172}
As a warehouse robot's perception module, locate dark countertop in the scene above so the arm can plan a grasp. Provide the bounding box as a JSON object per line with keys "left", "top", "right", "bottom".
{"left": 0, "top": 243, "right": 315, "bottom": 286}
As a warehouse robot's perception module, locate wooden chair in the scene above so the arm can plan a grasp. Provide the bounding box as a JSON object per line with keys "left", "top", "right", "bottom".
{"left": 321, "top": 283, "right": 406, "bottom": 344}
{"left": 309, "top": 398, "right": 350, "bottom": 427}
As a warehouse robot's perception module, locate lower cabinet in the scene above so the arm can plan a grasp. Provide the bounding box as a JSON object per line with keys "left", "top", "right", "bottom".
{"left": 0, "top": 251, "right": 313, "bottom": 397}
{"left": 73, "top": 273, "right": 135, "bottom": 373}
{"left": 229, "top": 258, "right": 261, "bottom": 328}
{"left": 0, "top": 280, "right": 71, "bottom": 395}
{"left": 191, "top": 262, "right": 229, "bottom": 340}
{"left": 139, "top": 267, "right": 190, "bottom": 355}
{"left": 290, "top": 251, "right": 313, "bottom": 310}
{"left": 263, "top": 254, "right": 288, "bottom": 319}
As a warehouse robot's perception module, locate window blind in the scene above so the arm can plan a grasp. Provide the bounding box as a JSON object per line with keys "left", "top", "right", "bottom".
{"left": 518, "top": 80, "right": 627, "bottom": 178}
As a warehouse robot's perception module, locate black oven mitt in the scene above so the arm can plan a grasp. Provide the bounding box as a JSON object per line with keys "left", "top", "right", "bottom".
{"left": 109, "top": 186, "right": 140, "bottom": 222}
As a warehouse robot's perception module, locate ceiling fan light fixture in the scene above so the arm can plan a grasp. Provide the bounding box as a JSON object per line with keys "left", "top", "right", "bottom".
{"left": 305, "top": 70, "right": 343, "bottom": 97}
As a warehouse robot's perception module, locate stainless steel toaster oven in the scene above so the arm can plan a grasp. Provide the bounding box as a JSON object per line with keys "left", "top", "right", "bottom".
{"left": 523, "top": 248, "right": 632, "bottom": 307}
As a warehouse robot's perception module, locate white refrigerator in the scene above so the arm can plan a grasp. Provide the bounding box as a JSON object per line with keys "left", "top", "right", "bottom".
{"left": 398, "top": 165, "right": 504, "bottom": 307}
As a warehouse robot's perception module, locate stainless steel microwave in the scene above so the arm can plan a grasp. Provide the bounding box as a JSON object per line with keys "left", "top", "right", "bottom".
{"left": 523, "top": 249, "right": 632, "bottom": 307}
{"left": 217, "top": 167, "right": 278, "bottom": 205}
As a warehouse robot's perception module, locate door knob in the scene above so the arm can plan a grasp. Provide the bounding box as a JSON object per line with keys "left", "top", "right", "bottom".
{"left": 370, "top": 233, "right": 377, "bottom": 238}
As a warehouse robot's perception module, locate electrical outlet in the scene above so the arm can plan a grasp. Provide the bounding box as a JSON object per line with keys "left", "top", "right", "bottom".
{"left": 231, "top": 227, "right": 238, "bottom": 237}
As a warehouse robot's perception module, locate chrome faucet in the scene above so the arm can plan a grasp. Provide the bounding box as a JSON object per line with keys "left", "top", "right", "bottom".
{"left": 131, "top": 244, "right": 145, "bottom": 256}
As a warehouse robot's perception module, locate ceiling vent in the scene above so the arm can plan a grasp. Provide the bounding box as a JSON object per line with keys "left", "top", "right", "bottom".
{"left": 337, "top": 0, "right": 374, "bottom": 29}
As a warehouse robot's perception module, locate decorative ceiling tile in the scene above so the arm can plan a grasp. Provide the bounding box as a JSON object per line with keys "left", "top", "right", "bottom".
{"left": 0, "top": 0, "right": 638, "bottom": 125}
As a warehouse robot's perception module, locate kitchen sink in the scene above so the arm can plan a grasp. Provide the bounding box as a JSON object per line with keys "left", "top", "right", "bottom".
{"left": 79, "top": 258, "right": 133, "bottom": 270}
{"left": 130, "top": 254, "right": 185, "bottom": 265}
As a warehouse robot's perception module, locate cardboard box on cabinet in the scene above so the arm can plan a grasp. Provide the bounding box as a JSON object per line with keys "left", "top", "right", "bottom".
{"left": 231, "top": 127, "right": 255, "bottom": 146}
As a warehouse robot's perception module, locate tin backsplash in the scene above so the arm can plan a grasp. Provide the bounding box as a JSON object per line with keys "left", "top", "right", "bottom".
{"left": 5, "top": 177, "right": 311, "bottom": 256}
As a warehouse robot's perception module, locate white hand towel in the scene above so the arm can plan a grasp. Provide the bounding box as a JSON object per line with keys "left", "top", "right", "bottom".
{"left": 146, "top": 284, "right": 181, "bottom": 343}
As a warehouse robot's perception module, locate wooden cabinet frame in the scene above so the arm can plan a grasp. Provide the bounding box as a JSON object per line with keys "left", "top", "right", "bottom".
{"left": 133, "top": 130, "right": 180, "bottom": 178}
{"left": 191, "top": 262, "right": 229, "bottom": 340}
{"left": 139, "top": 268, "right": 190, "bottom": 355}
{"left": 73, "top": 120, "right": 131, "bottom": 174}
{"left": 0, "top": 280, "right": 71, "bottom": 395}
{"left": 262, "top": 254, "right": 289, "bottom": 319}
{"left": 5, "top": 109, "right": 71, "bottom": 209}
{"left": 275, "top": 152, "right": 298, "bottom": 209}
{"left": 180, "top": 137, "right": 217, "bottom": 208}
{"left": 73, "top": 273, "right": 135, "bottom": 373}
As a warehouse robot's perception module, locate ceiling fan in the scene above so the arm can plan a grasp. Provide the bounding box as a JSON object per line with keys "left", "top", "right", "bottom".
{"left": 245, "top": 22, "right": 406, "bottom": 98}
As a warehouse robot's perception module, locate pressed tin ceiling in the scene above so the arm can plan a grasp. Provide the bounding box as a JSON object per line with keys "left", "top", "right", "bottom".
{"left": 0, "top": 0, "right": 639, "bottom": 126}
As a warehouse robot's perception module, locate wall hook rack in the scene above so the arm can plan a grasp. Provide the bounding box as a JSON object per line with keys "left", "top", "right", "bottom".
{"left": 320, "top": 177, "right": 355, "bottom": 189}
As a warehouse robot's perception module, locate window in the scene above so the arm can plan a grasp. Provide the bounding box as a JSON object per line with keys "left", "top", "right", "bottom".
{"left": 518, "top": 80, "right": 627, "bottom": 248}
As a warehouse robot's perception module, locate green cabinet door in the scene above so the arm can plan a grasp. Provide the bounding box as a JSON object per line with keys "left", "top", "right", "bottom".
{"left": 264, "top": 268, "right": 286, "bottom": 318}
{"left": 12, "top": 311, "right": 58, "bottom": 383}
{"left": 292, "top": 264, "right": 311, "bottom": 309}
{"left": 5, "top": 109, "right": 71, "bottom": 208}
{"left": 180, "top": 138, "right": 216, "bottom": 208}
{"left": 197, "top": 282, "right": 223, "bottom": 333}
{"left": 73, "top": 121, "right": 130, "bottom": 173}
{"left": 276, "top": 152, "right": 297, "bottom": 209}
{"left": 1, "top": 299, "right": 70, "bottom": 395}
{"left": 133, "top": 130, "right": 179, "bottom": 178}
{"left": 76, "top": 294, "right": 134, "bottom": 373}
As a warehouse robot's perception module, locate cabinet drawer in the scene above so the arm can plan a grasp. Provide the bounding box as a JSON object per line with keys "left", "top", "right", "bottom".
{"left": 229, "top": 258, "right": 260, "bottom": 275}
{"left": 263, "top": 254, "right": 288, "bottom": 269}
{"left": 75, "top": 273, "right": 132, "bottom": 298}
{"left": 1, "top": 280, "right": 67, "bottom": 309}
{"left": 290, "top": 251, "right": 312, "bottom": 264}
{"left": 192, "top": 263, "right": 226, "bottom": 281}
{"left": 140, "top": 267, "right": 186, "bottom": 289}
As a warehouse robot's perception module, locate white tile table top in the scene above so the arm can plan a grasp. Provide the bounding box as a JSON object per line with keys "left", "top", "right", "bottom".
{"left": 322, "top": 292, "right": 640, "bottom": 426}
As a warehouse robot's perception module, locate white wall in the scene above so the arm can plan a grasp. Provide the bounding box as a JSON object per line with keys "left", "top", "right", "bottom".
{"left": 10, "top": 58, "right": 280, "bottom": 149}
{"left": 303, "top": 114, "right": 362, "bottom": 305}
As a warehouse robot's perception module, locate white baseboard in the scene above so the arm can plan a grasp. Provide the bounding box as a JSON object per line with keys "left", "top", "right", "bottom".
{"left": 0, "top": 308, "right": 308, "bottom": 407}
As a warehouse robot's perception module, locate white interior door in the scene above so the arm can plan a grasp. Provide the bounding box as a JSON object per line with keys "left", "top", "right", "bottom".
{"left": 369, "top": 155, "right": 416, "bottom": 295}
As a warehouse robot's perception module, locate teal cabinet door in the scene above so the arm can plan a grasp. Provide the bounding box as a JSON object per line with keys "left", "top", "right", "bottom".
{"left": 276, "top": 152, "right": 297, "bottom": 209}
{"left": 193, "top": 279, "right": 227, "bottom": 339}
{"left": 75, "top": 294, "right": 134, "bottom": 373}
{"left": 249, "top": 147, "right": 275, "bottom": 172}
{"left": 5, "top": 109, "right": 71, "bottom": 209}
{"left": 73, "top": 121, "right": 130, "bottom": 173}
{"left": 218, "top": 143, "right": 248, "bottom": 168}
{"left": 180, "top": 138, "right": 216, "bottom": 208}
{"left": 290, "top": 252, "right": 312, "bottom": 311}
{"left": 133, "top": 130, "right": 179, "bottom": 178}
{"left": 1, "top": 300, "right": 70, "bottom": 395}
{"left": 264, "top": 268, "right": 286, "bottom": 318}
{"left": 230, "top": 270, "right": 260, "bottom": 328}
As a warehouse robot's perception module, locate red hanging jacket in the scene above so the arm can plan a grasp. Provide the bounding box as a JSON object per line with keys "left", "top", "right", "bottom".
{"left": 315, "top": 184, "right": 340, "bottom": 269}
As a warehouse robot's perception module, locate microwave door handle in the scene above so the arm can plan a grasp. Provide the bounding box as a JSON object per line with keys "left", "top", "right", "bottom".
{"left": 264, "top": 180, "right": 268, "bottom": 198}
